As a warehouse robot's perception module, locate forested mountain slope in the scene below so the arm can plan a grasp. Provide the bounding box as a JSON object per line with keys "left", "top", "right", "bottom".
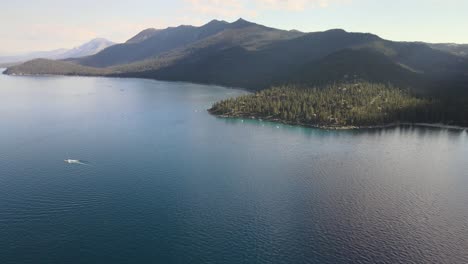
{"left": 5, "top": 19, "right": 468, "bottom": 96}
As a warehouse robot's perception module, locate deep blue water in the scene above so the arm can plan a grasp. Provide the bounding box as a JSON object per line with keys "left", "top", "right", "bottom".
{"left": 1, "top": 73, "right": 467, "bottom": 264}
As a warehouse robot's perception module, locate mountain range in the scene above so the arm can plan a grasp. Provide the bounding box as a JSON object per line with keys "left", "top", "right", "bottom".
{"left": 428, "top": 43, "right": 468, "bottom": 58}
{"left": 0, "top": 38, "right": 115, "bottom": 65}
{"left": 4, "top": 19, "right": 468, "bottom": 95}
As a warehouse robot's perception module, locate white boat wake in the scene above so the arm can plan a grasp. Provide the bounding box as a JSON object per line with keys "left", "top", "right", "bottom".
{"left": 64, "top": 159, "right": 90, "bottom": 166}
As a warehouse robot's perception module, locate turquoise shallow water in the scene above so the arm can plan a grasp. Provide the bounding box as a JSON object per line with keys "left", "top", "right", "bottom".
{"left": 0, "top": 73, "right": 467, "bottom": 264}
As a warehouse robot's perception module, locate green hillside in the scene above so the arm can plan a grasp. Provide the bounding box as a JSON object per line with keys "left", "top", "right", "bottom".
{"left": 209, "top": 82, "right": 468, "bottom": 128}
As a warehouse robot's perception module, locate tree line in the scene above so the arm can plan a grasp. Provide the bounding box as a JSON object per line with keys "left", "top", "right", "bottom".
{"left": 209, "top": 82, "right": 468, "bottom": 128}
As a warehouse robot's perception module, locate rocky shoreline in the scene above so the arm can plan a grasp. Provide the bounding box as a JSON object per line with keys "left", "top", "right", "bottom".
{"left": 210, "top": 112, "right": 468, "bottom": 131}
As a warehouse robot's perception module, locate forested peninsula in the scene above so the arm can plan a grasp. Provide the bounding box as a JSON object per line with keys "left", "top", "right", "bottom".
{"left": 209, "top": 82, "right": 468, "bottom": 129}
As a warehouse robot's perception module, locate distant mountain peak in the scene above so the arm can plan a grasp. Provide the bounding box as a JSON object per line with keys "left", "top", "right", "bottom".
{"left": 206, "top": 19, "right": 228, "bottom": 25}
{"left": 79, "top": 38, "right": 114, "bottom": 46}
{"left": 200, "top": 19, "right": 229, "bottom": 30}
{"left": 231, "top": 18, "right": 255, "bottom": 28}
{"left": 324, "top": 29, "right": 347, "bottom": 34}
{"left": 61, "top": 38, "right": 115, "bottom": 59}
{"left": 0, "top": 38, "right": 115, "bottom": 64}
{"left": 126, "top": 28, "right": 160, "bottom": 43}
{"left": 89, "top": 37, "right": 109, "bottom": 42}
{"left": 289, "top": 29, "right": 303, "bottom": 33}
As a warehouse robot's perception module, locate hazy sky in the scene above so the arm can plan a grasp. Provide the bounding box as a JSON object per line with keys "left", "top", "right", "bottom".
{"left": 1, "top": 0, "right": 466, "bottom": 54}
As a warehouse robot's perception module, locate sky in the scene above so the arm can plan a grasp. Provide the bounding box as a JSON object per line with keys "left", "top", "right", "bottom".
{"left": 0, "top": 0, "right": 467, "bottom": 55}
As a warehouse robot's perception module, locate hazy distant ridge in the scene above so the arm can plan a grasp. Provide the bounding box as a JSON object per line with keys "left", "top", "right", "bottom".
{"left": 5, "top": 19, "right": 468, "bottom": 95}
{"left": 0, "top": 38, "right": 115, "bottom": 64}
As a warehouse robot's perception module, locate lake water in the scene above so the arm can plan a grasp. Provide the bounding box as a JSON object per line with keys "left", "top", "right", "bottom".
{"left": 1, "top": 73, "right": 467, "bottom": 264}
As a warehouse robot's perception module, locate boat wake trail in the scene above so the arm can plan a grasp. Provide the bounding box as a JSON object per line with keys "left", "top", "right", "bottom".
{"left": 64, "top": 159, "right": 91, "bottom": 166}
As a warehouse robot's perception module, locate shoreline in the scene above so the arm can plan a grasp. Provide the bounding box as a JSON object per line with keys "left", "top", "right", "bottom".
{"left": 1, "top": 69, "right": 252, "bottom": 92}
{"left": 4, "top": 70, "right": 466, "bottom": 132}
{"left": 211, "top": 113, "right": 468, "bottom": 131}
